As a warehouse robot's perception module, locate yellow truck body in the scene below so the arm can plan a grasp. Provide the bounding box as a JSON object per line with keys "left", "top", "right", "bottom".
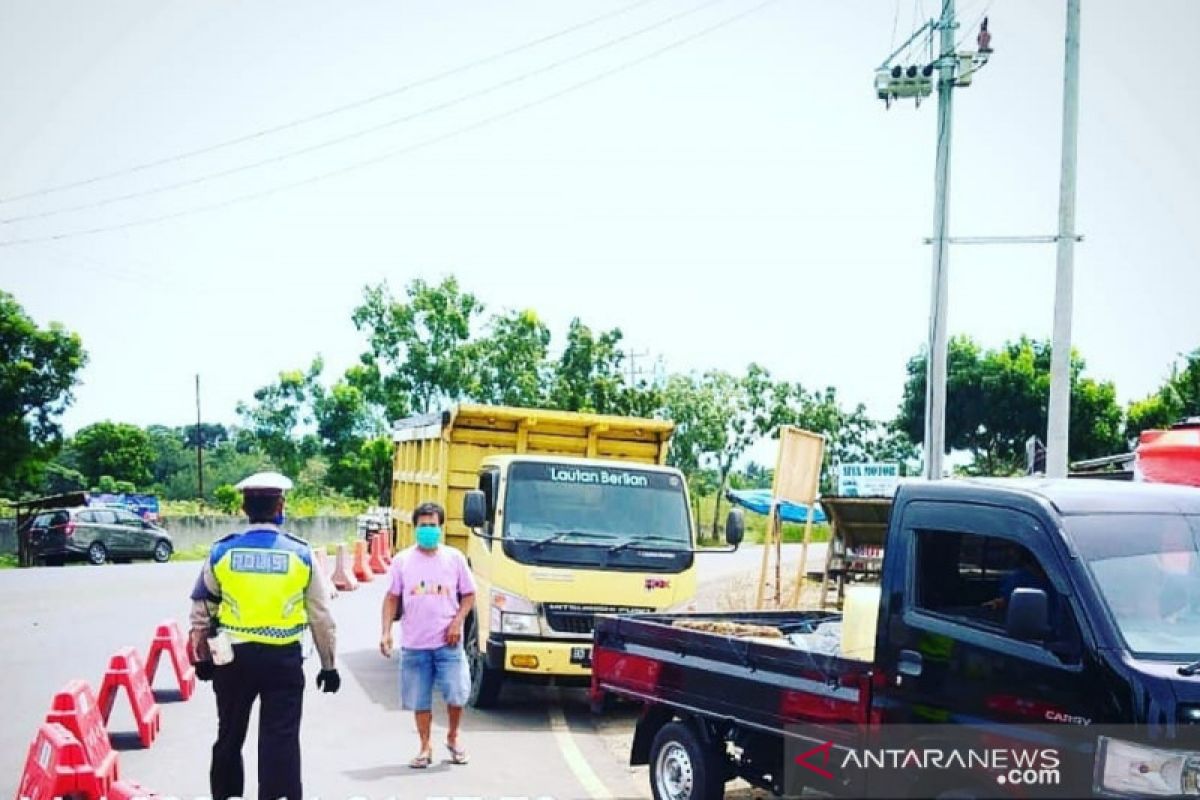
{"left": 391, "top": 404, "right": 697, "bottom": 706}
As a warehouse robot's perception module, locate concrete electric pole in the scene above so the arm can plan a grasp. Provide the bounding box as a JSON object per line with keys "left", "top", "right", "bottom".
{"left": 1046, "top": 0, "right": 1082, "bottom": 478}
{"left": 923, "top": 0, "right": 957, "bottom": 481}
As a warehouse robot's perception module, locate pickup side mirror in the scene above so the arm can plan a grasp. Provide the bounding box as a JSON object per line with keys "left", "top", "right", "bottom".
{"left": 463, "top": 490, "right": 487, "bottom": 531}
{"left": 725, "top": 509, "right": 745, "bottom": 547}
{"left": 1006, "top": 588, "right": 1051, "bottom": 641}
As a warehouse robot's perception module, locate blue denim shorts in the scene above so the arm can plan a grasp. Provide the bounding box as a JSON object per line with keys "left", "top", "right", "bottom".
{"left": 400, "top": 645, "right": 470, "bottom": 711}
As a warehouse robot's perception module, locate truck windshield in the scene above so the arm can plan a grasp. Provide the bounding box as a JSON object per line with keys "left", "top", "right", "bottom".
{"left": 1066, "top": 513, "right": 1200, "bottom": 658}
{"left": 504, "top": 461, "right": 690, "bottom": 548}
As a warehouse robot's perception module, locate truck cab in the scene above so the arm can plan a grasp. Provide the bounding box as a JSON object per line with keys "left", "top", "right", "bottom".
{"left": 391, "top": 404, "right": 741, "bottom": 708}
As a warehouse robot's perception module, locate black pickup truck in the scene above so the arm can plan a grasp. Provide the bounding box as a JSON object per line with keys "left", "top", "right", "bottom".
{"left": 591, "top": 479, "right": 1200, "bottom": 799}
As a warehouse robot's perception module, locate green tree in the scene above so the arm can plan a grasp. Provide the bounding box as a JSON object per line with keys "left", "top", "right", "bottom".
{"left": 70, "top": 422, "right": 156, "bottom": 488}
{"left": 1126, "top": 348, "right": 1200, "bottom": 441}
{"left": 0, "top": 291, "right": 88, "bottom": 495}
{"left": 547, "top": 319, "right": 660, "bottom": 416}
{"left": 236, "top": 359, "right": 323, "bottom": 479}
{"left": 896, "top": 336, "right": 1125, "bottom": 474}
{"left": 351, "top": 278, "right": 484, "bottom": 418}
{"left": 473, "top": 309, "right": 551, "bottom": 407}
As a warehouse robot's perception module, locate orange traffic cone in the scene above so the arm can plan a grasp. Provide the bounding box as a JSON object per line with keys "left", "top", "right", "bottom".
{"left": 352, "top": 540, "right": 374, "bottom": 583}
{"left": 368, "top": 534, "right": 388, "bottom": 575}
{"left": 331, "top": 544, "right": 359, "bottom": 591}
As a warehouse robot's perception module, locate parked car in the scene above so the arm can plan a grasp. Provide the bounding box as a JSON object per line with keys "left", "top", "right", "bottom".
{"left": 26, "top": 506, "right": 174, "bottom": 566}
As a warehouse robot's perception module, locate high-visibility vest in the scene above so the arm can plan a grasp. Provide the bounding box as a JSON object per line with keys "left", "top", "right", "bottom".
{"left": 210, "top": 529, "right": 312, "bottom": 645}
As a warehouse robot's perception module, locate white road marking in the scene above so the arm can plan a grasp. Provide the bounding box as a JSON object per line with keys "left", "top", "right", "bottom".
{"left": 548, "top": 688, "right": 612, "bottom": 800}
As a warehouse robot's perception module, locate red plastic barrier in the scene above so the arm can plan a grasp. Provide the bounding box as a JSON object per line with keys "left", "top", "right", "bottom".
{"left": 331, "top": 543, "right": 358, "bottom": 591}
{"left": 98, "top": 647, "right": 161, "bottom": 748}
{"left": 368, "top": 533, "right": 388, "bottom": 575}
{"left": 44, "top": 680, "right": 120, "bottom": 798}
{"left": 15, "top": 722, "right": 87, "bottom": 800}
{"left": 352, "top": 540, "right": 374, "bottom": 583}
{"left": 145, "top": 619, "right": 196, "bottom": 701}
{"left": 108, "top": 778, "right": 161, "bottom": 800}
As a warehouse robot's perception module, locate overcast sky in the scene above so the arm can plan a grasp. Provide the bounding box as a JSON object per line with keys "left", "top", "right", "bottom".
{"left": 2, "top": 0, "right": 1197, "bottom": 447}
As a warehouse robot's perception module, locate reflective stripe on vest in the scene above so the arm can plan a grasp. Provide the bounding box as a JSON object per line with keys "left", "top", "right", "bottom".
{"left": 211, "top": 529, "right": 312, "bottom": 646}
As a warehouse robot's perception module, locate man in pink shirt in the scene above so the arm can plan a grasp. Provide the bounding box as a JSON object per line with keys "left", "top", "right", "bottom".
{"left": 380, "top": 501, "right": 476, "bottom": 768}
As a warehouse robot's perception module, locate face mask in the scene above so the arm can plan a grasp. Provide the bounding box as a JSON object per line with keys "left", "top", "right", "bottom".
{"left": 415, "top": 524, "right": 441, "bottom": 549}
{"left": 273, "top": 512, "right": 285, "bottom": 526}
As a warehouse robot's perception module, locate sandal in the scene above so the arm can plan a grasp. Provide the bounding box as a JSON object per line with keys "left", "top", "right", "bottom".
{"left": 446, "top": 740, "right": 469, "bottom": 765}
{"left": 409, "top": 750, "right": 433, "bottom": 769}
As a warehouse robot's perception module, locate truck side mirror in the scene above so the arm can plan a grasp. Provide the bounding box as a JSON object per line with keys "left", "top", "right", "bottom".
{"left": 1006, "top": 588, "right": 1050, "bottom": 641}
{"left": 725, "top": 509, "right": 745, "bottom": 547}
{"left": 463, "top": 490, "right": 487, "bottom": 531}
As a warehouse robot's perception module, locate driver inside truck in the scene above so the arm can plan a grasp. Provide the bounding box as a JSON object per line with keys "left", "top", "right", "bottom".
{"left": 982, "top": 547, "right": 1053, "bottom": 615}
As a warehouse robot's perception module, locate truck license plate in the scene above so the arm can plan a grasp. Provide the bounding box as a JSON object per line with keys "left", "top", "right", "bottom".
{"left": 570, "top": 646, "right": 592, "bottom": 666}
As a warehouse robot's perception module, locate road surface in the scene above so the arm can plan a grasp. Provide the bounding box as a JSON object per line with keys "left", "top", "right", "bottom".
{"left": 2, "top": 543, "right": 824, "bottom": 799}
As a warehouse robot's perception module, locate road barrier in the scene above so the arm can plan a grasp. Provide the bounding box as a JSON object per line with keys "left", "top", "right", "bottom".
{"left": 352, "top": 540, "right": 374, "bottom": 583}
{"left": 331, "top": 543, "right": 359, "bottom": 591}
{"left": 108, "top": 778, "right": 161, "bottom": 799}
{"left": 368, "top": 533, "right": 388, "bottom": 575}
{"left": 98, "top": 648, "right": 161, "bottom": 748}
{"left": 145, "top": 620, "right": 196, "bottom": 701}
{"left": 16, "top": 722, "right": 89, "bottom": 800}
{"left": 45, "top": 680, "right": 120, "bottom": 798}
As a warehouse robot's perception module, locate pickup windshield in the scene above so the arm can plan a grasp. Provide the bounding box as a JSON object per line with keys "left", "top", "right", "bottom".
{"left": 503, "top": 461, "right": 690, "bottom": 549}
{"left": 1067, "top": 513, "right": 1200, "bottom": 658}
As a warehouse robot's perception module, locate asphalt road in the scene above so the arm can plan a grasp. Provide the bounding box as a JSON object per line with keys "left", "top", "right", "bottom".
{"left": 1, "top": 543, "right": 824, "bottom": 800}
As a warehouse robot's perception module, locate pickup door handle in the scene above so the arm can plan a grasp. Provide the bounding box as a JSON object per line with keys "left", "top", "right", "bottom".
{"left": 898, "top": 649, "right": 923, "bottom": 677}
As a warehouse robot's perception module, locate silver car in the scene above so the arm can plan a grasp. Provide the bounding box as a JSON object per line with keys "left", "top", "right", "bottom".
{"left": 26, "top": 506, "right": 174, "bottom": 566}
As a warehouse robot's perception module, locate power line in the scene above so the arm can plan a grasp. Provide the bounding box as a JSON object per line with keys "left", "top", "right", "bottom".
{"left": 0, "top": 0, "right": 782, "bottom": 248}
{"left": 0, "top": 0, "right": 733, "bottom": 227}
{"left": 0, "top": 0, "right": 663, "bottom": 206}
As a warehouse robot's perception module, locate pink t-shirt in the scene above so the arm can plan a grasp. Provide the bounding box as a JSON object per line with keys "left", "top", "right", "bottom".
{"left": 387, "top": 545, "right": 476, "bottom": 650}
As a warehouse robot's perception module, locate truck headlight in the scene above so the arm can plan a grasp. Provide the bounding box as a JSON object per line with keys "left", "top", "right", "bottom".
{"left": 500, "top": 612, "right": 540, "bottom": 634}
{"left": 491, "top": 588, "right": 539, "bottom": 636}
{"left": 1096, "top": 736, "right": 1200, "bottom": 796}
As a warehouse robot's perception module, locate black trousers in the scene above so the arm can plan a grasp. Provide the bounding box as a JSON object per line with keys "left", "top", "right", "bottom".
{"left": 211, "top": 642, "right": 305, "bottom": 800}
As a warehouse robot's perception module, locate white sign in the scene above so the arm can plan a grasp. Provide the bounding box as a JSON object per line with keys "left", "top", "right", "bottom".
{"left": 837, "top": 462, "right": 900, "bottom": 497}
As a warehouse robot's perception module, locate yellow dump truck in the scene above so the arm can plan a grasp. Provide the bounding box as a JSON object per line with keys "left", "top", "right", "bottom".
{"left": 392, "top": 404, "right": 742, "bottom": 707}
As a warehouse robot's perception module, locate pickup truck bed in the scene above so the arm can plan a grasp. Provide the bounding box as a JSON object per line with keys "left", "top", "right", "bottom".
{"left": 593, "top": 609, "right": 872, "bottom": 730}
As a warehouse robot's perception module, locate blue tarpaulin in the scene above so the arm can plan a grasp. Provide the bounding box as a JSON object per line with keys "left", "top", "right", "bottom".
{"left": 725, "top": 489, "right": 827, "bottom": 524}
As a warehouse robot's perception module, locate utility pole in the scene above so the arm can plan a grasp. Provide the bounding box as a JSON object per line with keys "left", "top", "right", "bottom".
{"left": 195, "top": 374, "right": 204, "bottom": 498}
{"left": 923, "top": 0, "right": 957, "bottom": 481}
{"left": 1046, "top": 0, "right": 1081, "bottom": 478}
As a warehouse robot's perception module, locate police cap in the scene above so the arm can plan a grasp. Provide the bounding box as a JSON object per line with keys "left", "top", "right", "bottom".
{"left": 234, "top": 471, "right": 294, "bottom": 494}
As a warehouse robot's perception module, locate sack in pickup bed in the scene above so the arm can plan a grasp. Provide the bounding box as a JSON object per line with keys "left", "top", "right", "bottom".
{"left": 671, "top": 619, "right": 785, "bottom": 639}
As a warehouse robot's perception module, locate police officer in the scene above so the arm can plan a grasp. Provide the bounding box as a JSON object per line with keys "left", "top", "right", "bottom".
{"left": 189, "top": 471, "right": 339, "bottom": 800}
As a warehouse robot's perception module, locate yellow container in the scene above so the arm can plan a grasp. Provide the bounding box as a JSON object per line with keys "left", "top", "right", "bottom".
{"left": 840, "top": 585, "right": 881, "bottom": 661}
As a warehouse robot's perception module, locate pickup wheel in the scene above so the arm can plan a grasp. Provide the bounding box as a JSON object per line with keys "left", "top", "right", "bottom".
{"left": 464, "top": 615, "right": 503, "bottom": 709}
{"left": 649, "top": 721, "right": 726, "bottom": 800}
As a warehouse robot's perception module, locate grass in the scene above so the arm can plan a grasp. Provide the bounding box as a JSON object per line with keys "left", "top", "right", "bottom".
{"left": 692, "top": 493, "right": 831, "bottom": 546}
{"left": 0, "top": 554, "right": 17, "bottom": 569}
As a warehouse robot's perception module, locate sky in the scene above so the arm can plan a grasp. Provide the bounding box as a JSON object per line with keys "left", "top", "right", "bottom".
{"left": 1, "top": 0, "right": 1198, "bottom": 451}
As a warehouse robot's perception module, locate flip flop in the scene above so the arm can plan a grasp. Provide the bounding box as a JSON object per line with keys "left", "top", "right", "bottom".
{"left": 446, "top": 741, "right": 469, "bottom": 765}
{"left": 409, "top": 751, "right": 433, "bottom": 769}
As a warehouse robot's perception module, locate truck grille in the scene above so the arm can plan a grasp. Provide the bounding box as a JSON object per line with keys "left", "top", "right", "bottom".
{"left": 543, "top": 604, "right": 652, "bottom": 635}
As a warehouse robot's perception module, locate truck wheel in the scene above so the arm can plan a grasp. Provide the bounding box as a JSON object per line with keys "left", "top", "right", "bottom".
{"left": 649, "top": 721, "right": 726, "bottom": 800}
{"left": 465, "top": 616, "right": 503, "bottom": 708}
{"left": 87, "top": 542, "right": 107, "bottom": 566}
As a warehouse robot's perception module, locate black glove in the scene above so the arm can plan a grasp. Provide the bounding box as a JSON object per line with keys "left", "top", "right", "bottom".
{"left": 316, "top": 669, "right": 341, "bottom": 694}
{"left": 195, "top": 660, "right": 215, "bottom": 682}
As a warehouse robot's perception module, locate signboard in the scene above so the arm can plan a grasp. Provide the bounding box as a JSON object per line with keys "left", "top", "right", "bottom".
{"left": 836, "top": 463, "right": 900, "bottom": 497}
{"left": 773, "top": 426, "right": 825, "bottom": 505}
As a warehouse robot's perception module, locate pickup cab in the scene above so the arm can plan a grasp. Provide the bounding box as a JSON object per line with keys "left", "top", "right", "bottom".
{"left": 591, "top": 479, "right": 1200, "bottom": 799}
